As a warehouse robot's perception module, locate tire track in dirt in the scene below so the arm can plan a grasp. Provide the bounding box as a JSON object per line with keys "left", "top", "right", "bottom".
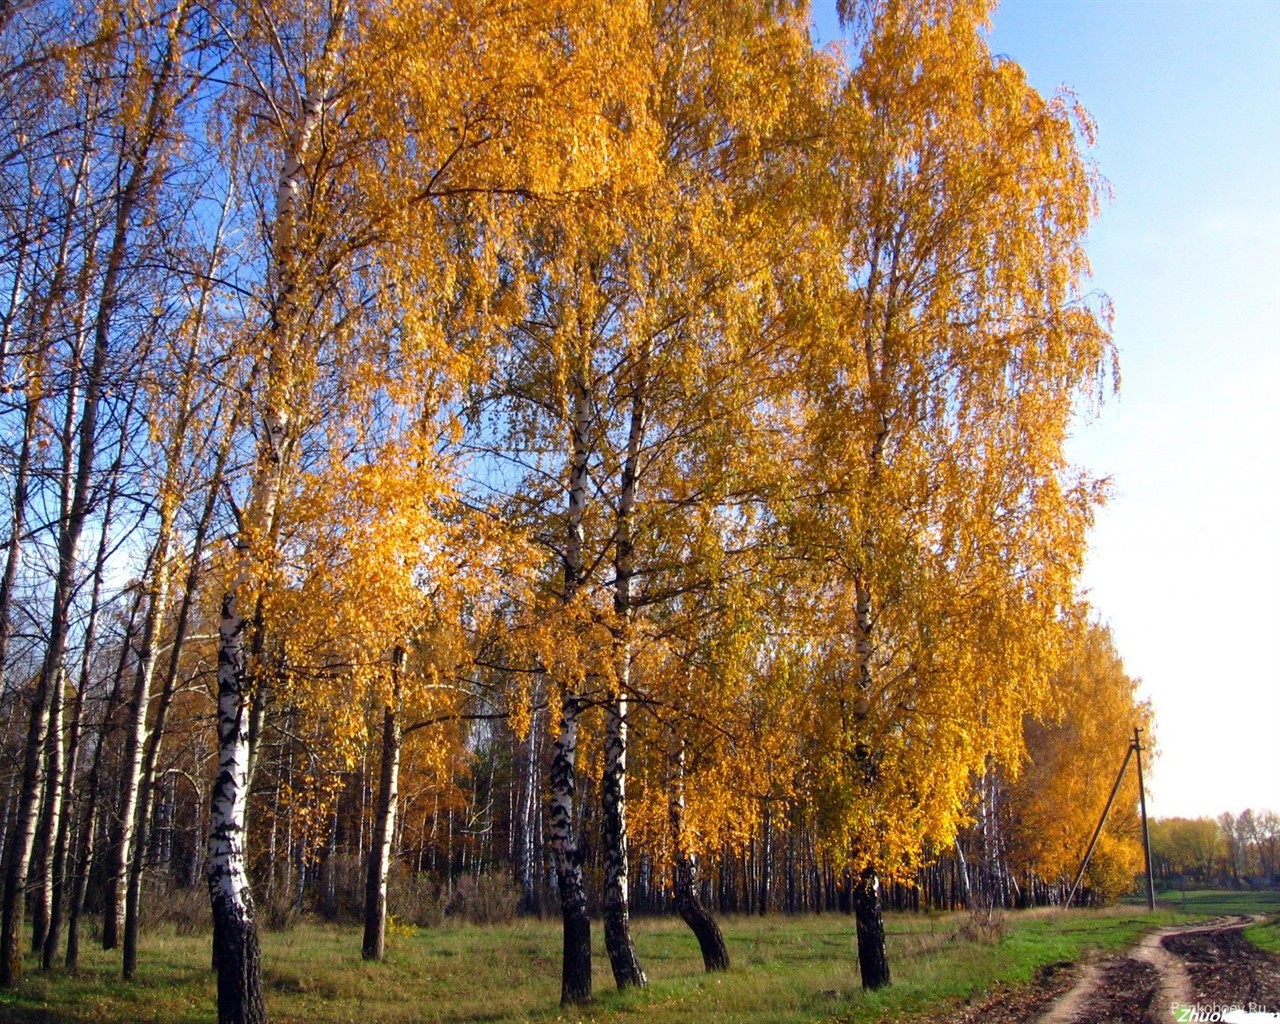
{"left": 1031, "top": 915, "right": 1278, "bottom": 1024}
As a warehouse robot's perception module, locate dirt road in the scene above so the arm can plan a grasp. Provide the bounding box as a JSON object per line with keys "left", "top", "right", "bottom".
{"left": 933, "top": 917, "right": 1280, "bottom": 1024}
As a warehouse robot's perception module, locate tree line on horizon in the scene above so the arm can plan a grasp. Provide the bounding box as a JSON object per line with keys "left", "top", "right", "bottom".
{"left": 0, "top": 0, "right": 1152, "bottom": 1021}
{"left": 1149, "top": 810, "right": 1280, "bottom": 889}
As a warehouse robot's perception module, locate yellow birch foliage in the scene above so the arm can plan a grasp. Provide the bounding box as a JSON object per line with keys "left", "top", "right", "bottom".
{"left": 211, "top": 0, "right": 668, "bottom": 821}
{"left": 789, "top": 0, "right": 1113, "bottom": 878}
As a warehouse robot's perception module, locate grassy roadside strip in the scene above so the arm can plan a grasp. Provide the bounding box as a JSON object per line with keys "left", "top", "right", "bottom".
{"left": 1242, "top": 918, "right": 1280, "bottom": 956}
{"left": 831, "top": 906, "right": 1184, "bottom": 1024}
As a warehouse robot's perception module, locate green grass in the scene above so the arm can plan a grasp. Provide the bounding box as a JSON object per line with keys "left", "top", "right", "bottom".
{"left": 0, "top": 906, "right": 1191, "bottom": 1024}
{"left": 1243, "top": 918, "right": 1280, "bottom": 956}
{"left": 1147, "top": 887, "right": 1280, "bottom": 918}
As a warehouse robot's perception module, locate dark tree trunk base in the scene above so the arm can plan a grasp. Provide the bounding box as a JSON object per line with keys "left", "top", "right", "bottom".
{"left": 560, "top": 897, "right": 592, "bottom": 1005}
{"left": 211, "top": 892, "right": 267, "bottom": 1024}
{"left": 604, "top": 910, "right": 647, "bottom": 989}
{"left": 101, "top": 900, "right": 119, "bottom": 951}
{"left": 676, "top": 890, "right": 729, "bottom": 972}
{"left": 853, "top": 866, "right": 891, "bottom": 990}
{"left": 0, "top": 913, "right": 20, "bottom": 989}
{"left": 123, "top": 879, "right": 142, "bottom": 980}
{"left": 1, "top": 842, "right": 28, "bottom": 987}
{"left": 361, "top": 912, "right": 385, "bottom": 962}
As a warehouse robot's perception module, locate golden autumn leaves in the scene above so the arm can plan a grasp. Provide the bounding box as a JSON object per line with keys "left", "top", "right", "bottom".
{"left": 0, "top": 0, "right": 1152, "bottom": 1015}
{"left": 232, "top": 0, "right": 1133, "bottom": 902}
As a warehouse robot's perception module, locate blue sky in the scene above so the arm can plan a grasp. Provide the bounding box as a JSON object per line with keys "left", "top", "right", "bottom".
{"left": 812, "top": 0, "right": 1280, "bottom": 819}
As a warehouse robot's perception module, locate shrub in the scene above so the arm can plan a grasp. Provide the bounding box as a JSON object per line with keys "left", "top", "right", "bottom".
{"left": 149, "top": 883, "right": 211, "bottom": 937}
{"left": 958, "top": 905, "right": 1007, "bottom": 945}
{"left": 447, "top": 873, "right": 520, "bottom": 925}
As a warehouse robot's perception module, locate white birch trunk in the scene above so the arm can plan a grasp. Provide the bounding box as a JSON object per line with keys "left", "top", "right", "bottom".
{"left": 517, "top": 683, "right": 540, "bottom": 912}
{"left": 602, "top": 339, "right": 648, "bottom": 989}
{"left": 549, "top": 379, "right": 592, "bottom": 1006}
{"left": 668, "top": 735, "right": 729, "bottom": 971}
{"left": 207, "top": 11, "right": 347, "bottom": 1018}
{"left": 103, "top": 524, "right": 173, "bottom": 952}
{"left": 362, "top": 652, "right": 403, "bottom": 961}
{"left": 30, "top": 669, "right": 64, "bottom": 954}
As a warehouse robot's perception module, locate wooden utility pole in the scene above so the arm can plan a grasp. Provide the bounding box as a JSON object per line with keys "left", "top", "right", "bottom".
{"left": 1065, "top": 728, "right": 1157, "bottom": 910}
{"left": 1134, "top": 727, "right": 1156, "bottom": 911}
{"left": 1065, "top": 740, "right": 1133, "bottom": 908}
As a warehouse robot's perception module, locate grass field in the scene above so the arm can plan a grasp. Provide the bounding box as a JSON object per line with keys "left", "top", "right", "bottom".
{"left": 0, "top": 901, "right": 1215, "bottom": 1024}
{"left": 1149, "top": 887, "right": 1280, "bottom": 918}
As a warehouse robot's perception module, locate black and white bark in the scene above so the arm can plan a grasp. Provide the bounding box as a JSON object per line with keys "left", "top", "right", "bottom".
{"left": 124, "top": 400, "right": 236, "bottom": 980}
{"left": 668, "top": 737, "right": 728, "bottom": 972}
{"left": 852, "top": 866, "right": 890, "bottom": 989}
{"left": 208, "top": 589, "right": 267, "bottom": 1024}
{"left": 207, "top": 7, "right": 348, "bottom": 1018}
{"left": 121, "top": 204, "right": 234, "bottom": 976}
{"left": 362, "top": 650, "right": 403, "bottom": 961}
{"left": 549, "top": 379, "right": 592, "bottom": 1006}
{"left": 602, "top": 347, "right": 648, "bottom": 990}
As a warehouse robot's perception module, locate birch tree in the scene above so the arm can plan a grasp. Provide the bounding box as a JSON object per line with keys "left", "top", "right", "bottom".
{"left": 202, "top": 0, "right": 657, "bottom": 1012}
{"left": 791, "top": 0, "right": 1114, "bottom": 987}
{"left": 0, "top": 0, "right": 192, "bottom": 984}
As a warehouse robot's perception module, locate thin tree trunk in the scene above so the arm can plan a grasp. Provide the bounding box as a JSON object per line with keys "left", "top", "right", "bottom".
{"left": 103, "top": 521, "right": 175, "bottom": 951}
{"left": 758, "top": 803, "right": 772, "bottom": 917}
{"left": 0, "top": 385, "right": 39, "bottom": 981}
{"left": 668, "top": 737, "right": 728, "bottom": 971}
{"left": 602, "top": 676, "right": 644, "bottom": 987}
{"left": 362, "top": 650, "right": 403, "bottom": 961}
{"left": 30, "top": 668, "right": 64, "bottom": 954}
{"left": 43, "top": 385, "right": 136, "bottom": 970}
{"left": 954, "top": 838, "right": 971, "bottom": 909}
{"left": 517, "top": 685, "right": 540, "bottom": 913}
{"left": 0, "top": 388, "right": 38, "bottom": 693}
{"left": 66, "top": 587, "right": 144, "bottom": 970}
{"left": 550, "top": 379, "right": 592, "bottom": 1006}
{"left": 123, "top": 402, "right": 236, "bottom": 979}
{"left": 602, "top": 339, "right": 648, "bottom": 990}
{"left": 1, "top": 661, "right": 55, "bottom": 985}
